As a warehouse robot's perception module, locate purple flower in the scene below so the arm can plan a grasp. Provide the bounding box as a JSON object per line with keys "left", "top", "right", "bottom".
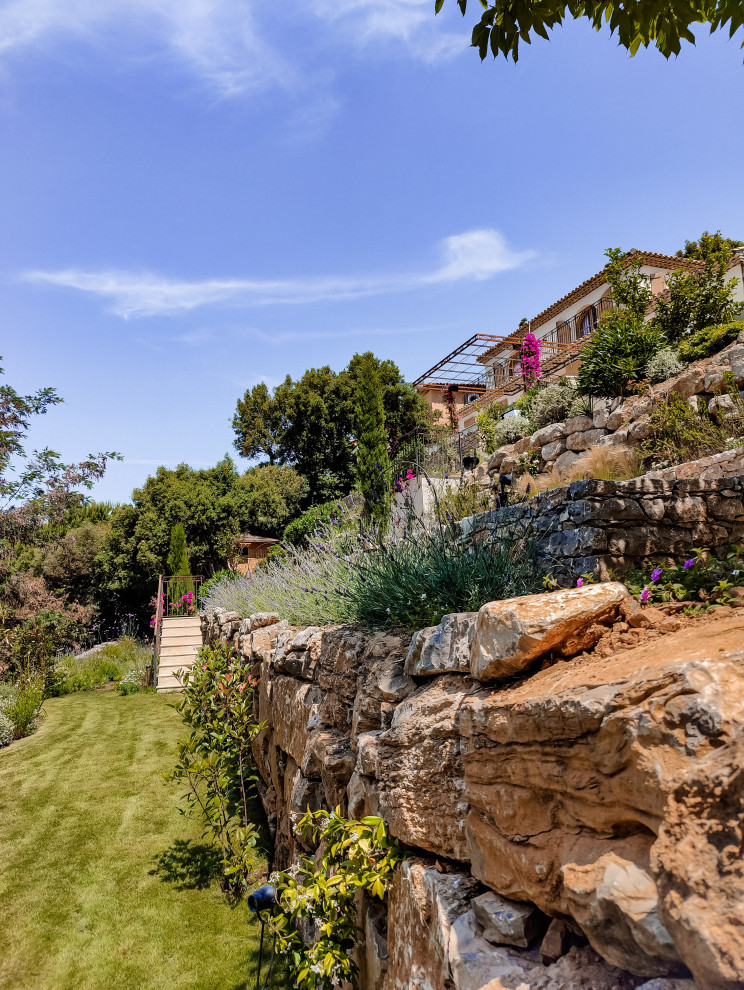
{"left": 576, "top": 578, "right": 584, "bottom": 588}
{"left": 684, "top": 558, "right": 694, "bottom": 570}
{"left": 640, "top": 586, "right": 650, "bottom": 603}
{"left": 651, "top": 567, "right": 663, "bottom": 582}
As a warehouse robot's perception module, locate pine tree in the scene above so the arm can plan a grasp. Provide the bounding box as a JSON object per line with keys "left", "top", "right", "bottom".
{"left": 354, "top": 358, "right": 390, "bottom": 525}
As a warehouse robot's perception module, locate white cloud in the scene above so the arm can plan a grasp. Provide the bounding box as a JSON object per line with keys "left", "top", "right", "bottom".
{"left": 21, "top": 229, "right": 535, "bottom": 318}
{"left": 0, "top": 0, "right": 295, "bottom": 98}
{"left": 309, "top": 0, "right": 465, "bottom": 63}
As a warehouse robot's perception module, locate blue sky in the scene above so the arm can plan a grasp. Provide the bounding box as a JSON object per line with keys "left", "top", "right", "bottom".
{"left": 1, "top": 0, "right": 743, "bottom": 503}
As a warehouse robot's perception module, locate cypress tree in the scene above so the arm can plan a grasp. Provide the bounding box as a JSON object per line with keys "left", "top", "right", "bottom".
{"left": 354, "top": 357, "right": 390, "bottom": 525}
{"left": 167, "top": 523, "right": 192, "bottom": 605}
{"left": 167, "top": 523, "right": 190, "bottom": 575}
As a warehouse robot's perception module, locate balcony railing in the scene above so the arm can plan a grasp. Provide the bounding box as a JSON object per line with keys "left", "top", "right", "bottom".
{"left": 539, "top": 296, "right": 614, "bottom": 347}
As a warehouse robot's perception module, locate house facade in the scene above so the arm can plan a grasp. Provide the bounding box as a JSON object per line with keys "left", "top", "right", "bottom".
{"left": 414, "top": 249, "right": 744, "bottom": 433}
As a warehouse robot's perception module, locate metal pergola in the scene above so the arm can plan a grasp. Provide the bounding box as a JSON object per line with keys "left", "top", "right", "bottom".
{"left": 412, "top": 333, "right": 507, "bottom": 389}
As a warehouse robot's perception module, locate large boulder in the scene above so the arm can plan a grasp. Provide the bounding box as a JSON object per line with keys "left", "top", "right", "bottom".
{"left": 470, "top": 583, "right": 628, "bottom": 682}
{"left": 460, "top": 616, "right": 744, "bottom": 978}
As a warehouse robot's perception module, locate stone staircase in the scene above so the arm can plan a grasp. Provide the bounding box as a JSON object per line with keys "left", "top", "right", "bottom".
{"left": 156, "top": 615, "right": 202, "bottom": 692}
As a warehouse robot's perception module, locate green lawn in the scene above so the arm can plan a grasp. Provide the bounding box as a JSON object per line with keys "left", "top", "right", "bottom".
{"left": 0, "top": 690, "right": 277, "bottom": 990}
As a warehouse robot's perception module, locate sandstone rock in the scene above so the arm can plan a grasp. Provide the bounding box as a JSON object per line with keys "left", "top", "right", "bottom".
{"left": 553, "top": 449, "right": 582, "bottom": 473}
{"left": 512, "top": 436, "right": 534, "bottom": 456}
{"left": 387, "top": 859, "right": 481, "bottom": 990}
{"left": 352, "top": 631, "right": 415, "bottom": 744}
{"left": 472, "top": 890, "right": 546, "bottom": 948}
{"left": 405, "top": 612, "right": 477, "bottom": 678}
{"left": 567, "top": 428, "right": 609, "bottom": 452}
{"left": 564, "top": 415, "right": 594, "bottom": 434}
{"left": 356, "top": 898, "right": 389, "bottom": 990}
{"left": 449, "top": 910, "right": 541, "bottom": 990}
{"left": 373, "top": 676, "right": 476, "bottom": 860}
{"left": 470, "top": 583, "right": 628, "bottom": 682}
{"left": 705, "top": 343, "right": 744, "bottom": 390}
{"left": 346, "top": 770, "right": 380, "bottom": 819}
{"left": 671, "top": 366, "right": 706, "bottom": 401}
{"left": 316, "top": 626, "right": 368, "bottom": 733}
{"left": 562, "top": 851, "right": 679, "bottom": 975}
{"left": 250, "top": 619, "right": 286, "bottom": 664}
{"left": 627, "top": 415, "right": 653, "bottom": 441}
{"left": 307, "top": 728, "right": 356, "bottom": 809}
{"left": 532, "top": 423, "right": 566, "bottom": 448}
{"left": 487, "top": 445, "right": 515, "bottom": 475}
{"left": 708, "top": 393, "right": 737, "bottom": 418}
{"left": 271, "top": 675, "right": 323, "bottom": 767}
{"left": 635, "top": 980, "right": 699, "bottom": 990}
{"left": 620, "top": 597, "right": 665, "bottom": 629}
{"left": 652, "top": 730, "right": 744, "bottom": 990}
{"left": 542, "top": 438, "right": 566, "bottom": 462}
{"left": 541, "top": 919, "right": 573, "bottom": 964}
{"left": 593, "top": 397, "right": 621, "bottom": 430}
{"left": 461, "top": 620, "right": 744, "bottom": 977}
{"left": 249, "top": 611, "right": 281, "bottom": 631}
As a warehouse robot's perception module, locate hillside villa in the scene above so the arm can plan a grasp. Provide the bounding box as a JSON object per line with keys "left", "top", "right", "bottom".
{"left": 414, "top": 249, "right": 744, "bottom": 433}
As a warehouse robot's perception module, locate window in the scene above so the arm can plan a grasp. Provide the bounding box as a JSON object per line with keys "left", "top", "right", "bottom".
{"left": 579, "top": 305, "right": 599, "bottom": 337}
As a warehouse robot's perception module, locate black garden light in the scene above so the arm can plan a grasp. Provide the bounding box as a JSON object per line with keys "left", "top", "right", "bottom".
{"left": 498, "top": 472, "right": 513, "bottom": 508}
{"left": 248, "top": 884, "right": 278, "bottom": 990}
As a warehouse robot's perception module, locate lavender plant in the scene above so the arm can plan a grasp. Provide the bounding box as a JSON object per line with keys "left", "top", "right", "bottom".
{"left": 203, "top": 513, "right": 541, "bottom": 632}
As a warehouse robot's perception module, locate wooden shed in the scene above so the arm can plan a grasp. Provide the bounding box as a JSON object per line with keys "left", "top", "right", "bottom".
{"left": 229, "top": 534, "right": 279, "bottom": 575}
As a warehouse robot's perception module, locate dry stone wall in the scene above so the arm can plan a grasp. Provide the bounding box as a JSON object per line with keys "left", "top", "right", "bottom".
{"left": 201, "top": 585, "right": 744, "bottom": 990}
{"left": 463, "top": 474, "right": 744, "bottom": 585}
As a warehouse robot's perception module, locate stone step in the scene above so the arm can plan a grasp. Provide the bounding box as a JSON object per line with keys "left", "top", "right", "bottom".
{"left": 160, "top": 636, "right": 201, "bottom": 652}
{"left": 160, "top": 616, "right": 201, "bottom": 629}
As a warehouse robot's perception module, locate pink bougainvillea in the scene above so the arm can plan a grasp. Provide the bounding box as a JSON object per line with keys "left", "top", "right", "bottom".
{"left": 520, "top": 333, "right": 542, "bottom": 387}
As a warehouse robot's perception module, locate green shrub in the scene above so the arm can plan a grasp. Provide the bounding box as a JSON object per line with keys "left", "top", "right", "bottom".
{"left": 479, "top": 412, "right": 531, "bottom": 453}
{"left": 529, "top": 382, "right": 585, "bottom": 429}
{"left": 652, "top": 252, "right": 738, "bottom": 345}
{"left": 282, "top": 498, "right": 359, "bottom": 546}
{"left": 623, "top": 545, "right": 744, "bottom": 607}
{"left": 640, "top": 391, "right": 744, "bottom": 467}
{"left": 3, "top": 681, "right": 44, "bottom": 739}
{"left": 578, "top": 310, "right": 664, "bottom": 397}
{"left": 0, "top": 708, "right": 14, "bottom": 747}
{"left": 476, "top": 402, "right": 505, "bottom": 453}
{"left": 53, "top": 637, "right": 150, "bottom": 694}
{"left": 169, "top": 644, "right": 262, "bottom": 893}
{"left": 677, "top": 321, "right": 744, "bottom": 362}
{"left": 645, "top": 347, "right": 685, "bottom": 383}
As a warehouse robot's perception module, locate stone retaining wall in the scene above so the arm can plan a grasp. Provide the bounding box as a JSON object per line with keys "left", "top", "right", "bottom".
{"left": 201, "top": 586, "right": 744, "bottom": 990}
{"left": 463, "top": 473, "right": 744, "bottom": 584}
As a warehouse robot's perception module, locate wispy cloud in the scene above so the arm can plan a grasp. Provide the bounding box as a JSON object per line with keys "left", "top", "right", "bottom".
{"left": 309, "top": 0, "right": 465, "bottom": 63}
{"left": 22, "top": 229, "right": 535, "bottom": 318}
{"left": 0, "top": 0, "right": 296, "bottom": 98}
{"left": 0, "top": 0, "right": 464, "bottom": 102}
{"left": 241, "top": 325, "right": 436, "bottom": 344}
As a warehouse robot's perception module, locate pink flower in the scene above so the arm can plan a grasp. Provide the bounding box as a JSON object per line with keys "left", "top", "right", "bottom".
{"left": 640, "top": 586, "right": 650, "bottom": 603}
{"left": 576, "top": 578, "right": 583, "bottom": 588}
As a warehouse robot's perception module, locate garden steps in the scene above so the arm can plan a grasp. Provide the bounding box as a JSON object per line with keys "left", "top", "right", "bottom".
{"left": 156, "top": 615, "right": 202, "bottom": 692}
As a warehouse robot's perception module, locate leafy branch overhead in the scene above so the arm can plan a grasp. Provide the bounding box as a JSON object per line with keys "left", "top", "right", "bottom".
{"left": 436, "top": 0, "right": 744, "bottom": 61}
